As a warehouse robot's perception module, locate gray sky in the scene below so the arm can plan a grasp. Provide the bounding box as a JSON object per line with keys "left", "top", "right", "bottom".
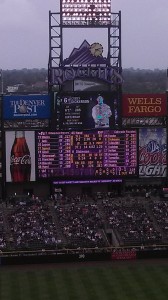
{"left": 0, "top": 0, "right": 167, "bottom": 70}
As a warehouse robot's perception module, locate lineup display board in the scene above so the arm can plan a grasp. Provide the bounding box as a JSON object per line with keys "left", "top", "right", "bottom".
{"left": 55, "top": 92, "right": 120, "bottom": 130}
{"left": 122, "top": 94, "right": 167, "bottom": 117}
{"left": 139, "top": 128, "right": 167, "bottom": 177}
{"left": 37, "top": 130, "right": 137, "bottom": 179}
{"left": 3, "top": 94, "right": 51, "bottom": 119}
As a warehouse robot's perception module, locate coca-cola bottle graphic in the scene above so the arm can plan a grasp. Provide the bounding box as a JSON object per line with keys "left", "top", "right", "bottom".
{"left": 10, "top": 131, "right": 31, "bottom": 182}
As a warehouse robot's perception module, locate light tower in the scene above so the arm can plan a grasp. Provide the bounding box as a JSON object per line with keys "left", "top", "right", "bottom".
{"left": 48, "top": 0, "right": 122, "bottom": 92}
{"left": 61, "top": 0, "right": 111, "bottom": 26}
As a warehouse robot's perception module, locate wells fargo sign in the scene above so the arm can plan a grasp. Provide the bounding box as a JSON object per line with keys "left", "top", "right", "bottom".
{"left": 122, "top": 94, "right": 167, "bottom": 117}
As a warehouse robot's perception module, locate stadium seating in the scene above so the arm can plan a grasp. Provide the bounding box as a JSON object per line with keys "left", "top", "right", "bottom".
{"left": 0, "top": 194, "right": 168, "bottom": 251}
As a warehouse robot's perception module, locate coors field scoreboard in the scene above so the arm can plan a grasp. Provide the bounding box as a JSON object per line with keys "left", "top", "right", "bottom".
{"left": 36, "top": 130, "right": 137, "bottom": 179}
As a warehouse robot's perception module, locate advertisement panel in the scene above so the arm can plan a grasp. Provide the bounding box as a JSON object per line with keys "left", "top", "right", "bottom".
{"left": 139, "top": 128, "right": 167, "bottom": 177}
{"left": 6, "top": 131, "right": 36, "bottom": 182}
{"left": 122, "top": 117, "right": 166, "bottom": 127}
{"left": 3, "top": 119, "right": 49, "bottom": 130}
{"left": 55, "top": 92, "right": 120, "bottom": 130}
{"left": 3, "top": 94, "right": 51, "bottom": 119}
{"left": 74, "top": 79, "right": 108, "bottom": 92}
{"left": 122, "top": 94, "right": 167, "bottom": 117}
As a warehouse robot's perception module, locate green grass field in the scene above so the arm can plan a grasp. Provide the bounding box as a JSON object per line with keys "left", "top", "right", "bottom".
{"left": 1, "top": 261, "right": 168, "bottom": 300}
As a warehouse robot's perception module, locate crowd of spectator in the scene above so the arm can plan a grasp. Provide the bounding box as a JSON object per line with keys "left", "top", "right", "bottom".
{"left": 55, "top": 203, "right": 107, "bottom": 249}
{"left": 0, "top": 210, "right": 7, "bottom": 250}
{"left": 0, "top": 191, "right": 168, "bottom": 251}
{"left": 150, "top": 200, "right": 168, "bottom": 239}
{"left": 102, "top": 198, "right": 163, "bottom": 246}
{"left": 7, "top": 198, "right": 62, "bottom": 250}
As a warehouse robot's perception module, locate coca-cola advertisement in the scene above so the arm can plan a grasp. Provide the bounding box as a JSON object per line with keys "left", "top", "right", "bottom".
{"left": 139, "top": 128, "right": 167, "bottom": 177}
{"left": 6, "top": 131, "right": 35, "bottom": 182}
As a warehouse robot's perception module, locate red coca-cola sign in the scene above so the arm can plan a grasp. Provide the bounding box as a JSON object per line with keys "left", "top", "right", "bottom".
{"left": 10, "top": 154, "right": 31, "bottom": 165}
{"left": 10, "top": 131, "right": 31, "bottom": 182}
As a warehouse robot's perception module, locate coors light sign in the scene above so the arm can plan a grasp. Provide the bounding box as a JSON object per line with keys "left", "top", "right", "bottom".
{"left": 10, "top": 131, "right": 31, "bottom": 182}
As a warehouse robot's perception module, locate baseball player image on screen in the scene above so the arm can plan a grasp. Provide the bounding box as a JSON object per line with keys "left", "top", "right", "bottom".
{"left": 92, "top": 95, "right": 112, "bottom": 128}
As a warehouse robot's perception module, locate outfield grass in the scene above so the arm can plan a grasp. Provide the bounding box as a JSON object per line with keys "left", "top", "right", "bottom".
{"left": 0, "top": 261, "right": 168, "bottom": 299}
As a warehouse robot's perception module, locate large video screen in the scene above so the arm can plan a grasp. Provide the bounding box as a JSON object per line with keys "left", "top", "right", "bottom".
{"left": 37, "top": 130, "right": 137, "bottom": 179}
{"left": 55, "top": 92, "right": 120, "bottom": 130}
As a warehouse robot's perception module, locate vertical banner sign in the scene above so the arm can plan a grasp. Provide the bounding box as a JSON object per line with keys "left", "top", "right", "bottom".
{"left": 139, "top": 128, "right": 167, "bottom": 177}
{"left": 5, "top": 131, "right": 35, "bottom": 182}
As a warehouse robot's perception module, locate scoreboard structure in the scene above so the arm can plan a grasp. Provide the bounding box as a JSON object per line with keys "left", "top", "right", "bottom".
{"left": 47, "top": 0, "right": 125, "bottom": 188}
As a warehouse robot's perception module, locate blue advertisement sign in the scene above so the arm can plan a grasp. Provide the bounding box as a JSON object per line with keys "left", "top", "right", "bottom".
{"left": 3, "top": 94, "right": 51, "bottom": 119}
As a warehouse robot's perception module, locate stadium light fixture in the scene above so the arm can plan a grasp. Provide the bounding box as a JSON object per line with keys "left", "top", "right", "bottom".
{"left": 61, "top": 0, "right": 111, "bottom": 25}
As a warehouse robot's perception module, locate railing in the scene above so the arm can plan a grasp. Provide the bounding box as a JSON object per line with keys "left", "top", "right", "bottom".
{"left": 1, "top": 244, "right": 168, "bottom": 257}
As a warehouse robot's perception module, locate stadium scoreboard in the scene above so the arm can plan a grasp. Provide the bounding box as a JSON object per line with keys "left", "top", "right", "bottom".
{"left": 37, "top": 130, "right": 137, "bottom": 179}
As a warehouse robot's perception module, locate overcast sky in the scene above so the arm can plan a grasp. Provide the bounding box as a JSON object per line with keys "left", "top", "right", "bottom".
{"left": 0, "top": 0, "right": 168, "bottom": 70}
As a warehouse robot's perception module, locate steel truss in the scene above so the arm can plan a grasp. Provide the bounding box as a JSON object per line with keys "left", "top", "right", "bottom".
{"left": 48, "top": 10, "right": 121, "bottom": 89}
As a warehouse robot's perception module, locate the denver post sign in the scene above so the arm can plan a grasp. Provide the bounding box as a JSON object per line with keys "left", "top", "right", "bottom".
{"left": 122, "top": 94, "right": 167, "bottom": 117}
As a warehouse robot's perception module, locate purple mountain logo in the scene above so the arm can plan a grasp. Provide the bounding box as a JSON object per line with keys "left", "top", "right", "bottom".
{"left": 62, "top": 40, "right": 108, "bottom": 66}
